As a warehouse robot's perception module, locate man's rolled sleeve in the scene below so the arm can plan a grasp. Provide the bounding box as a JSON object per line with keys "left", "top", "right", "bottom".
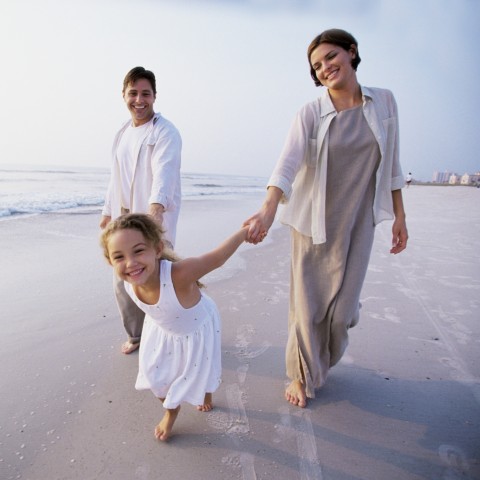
{"left": 149, "top": 125, "right": 182, "bottom": 211}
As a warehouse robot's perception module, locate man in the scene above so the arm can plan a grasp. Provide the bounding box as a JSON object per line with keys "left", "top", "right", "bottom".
{"left": 405, "top": 172, "right": 412, "bottom": 188}
{"left": 100, "top": 66, "right": 182, "bottom": 354}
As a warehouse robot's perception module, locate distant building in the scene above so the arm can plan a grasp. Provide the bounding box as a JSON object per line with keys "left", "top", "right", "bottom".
{"left": 461, "top": 173, "right": 470, "bottom": 185}
{"left": 433, "top": 171, "right": 452, "bottom": 183}
{"left": 461, "top": 172, "right": 480, "bottom": 186}
{"left": 449, "top": 174, "right": 459, "bottom": 185}
{"left": 433, "top": 170, "right": 480, "bottom": 185}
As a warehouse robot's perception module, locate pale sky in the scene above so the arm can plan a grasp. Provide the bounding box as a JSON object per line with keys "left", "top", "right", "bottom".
{"left": 0, "top": 0, "right": 478, "bottom": 181}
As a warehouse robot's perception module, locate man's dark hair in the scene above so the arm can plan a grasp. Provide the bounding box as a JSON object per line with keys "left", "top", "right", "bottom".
{"left": 122, "top": 66, "right": 156, "bottom": 95}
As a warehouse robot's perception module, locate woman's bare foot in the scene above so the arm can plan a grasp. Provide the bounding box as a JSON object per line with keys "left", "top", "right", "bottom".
{"left": 285, "top": 380, "right": 307, "bottom": 408}
{"left": 155, "top": 406, "right": 180, "bottom": 441}
{"left": 121, "top": 341, "right": 139, "bottom": 354}
{"left": 197, "top": 392, "right": 213, "bottom": 412}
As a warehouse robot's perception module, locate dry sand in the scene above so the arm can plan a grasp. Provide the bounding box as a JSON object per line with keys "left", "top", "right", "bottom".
{"left": 1, "top": 186, "right": 479, "bottom": 480}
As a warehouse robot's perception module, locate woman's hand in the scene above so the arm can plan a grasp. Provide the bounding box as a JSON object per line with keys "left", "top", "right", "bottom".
{"left": 243, "top": 187, "right": 283, "bottom": 244}
{"left": 390, "top": 216, "right": 408, "bottom": 254}
{"left": 390, "top": 189, "right": 408, "bottom": 254}
{"left": 243, "top": 208, "right": 275, "bottom": 244}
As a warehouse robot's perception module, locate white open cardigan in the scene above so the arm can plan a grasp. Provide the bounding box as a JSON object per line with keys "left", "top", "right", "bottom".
{"left": 268, "top": 85, "right": 405, "bottom": 244}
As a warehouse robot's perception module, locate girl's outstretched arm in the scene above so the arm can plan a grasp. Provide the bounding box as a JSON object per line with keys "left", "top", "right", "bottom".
{"left": 173, "top": 227, "right": 249, "bottom": 288}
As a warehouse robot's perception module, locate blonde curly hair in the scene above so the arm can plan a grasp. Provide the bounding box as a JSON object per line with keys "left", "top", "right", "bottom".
{"left": 100, "top": 213, "right": 204, "bottom": 288}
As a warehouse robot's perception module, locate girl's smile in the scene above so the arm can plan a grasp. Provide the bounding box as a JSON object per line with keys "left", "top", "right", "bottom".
{"left": 107, "top": 228, "right": 162, "bottom": 289}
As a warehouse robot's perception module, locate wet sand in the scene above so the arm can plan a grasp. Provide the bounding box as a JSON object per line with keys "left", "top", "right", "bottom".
{"left": 1, "top": 186, "right": 479, "bottom": 480}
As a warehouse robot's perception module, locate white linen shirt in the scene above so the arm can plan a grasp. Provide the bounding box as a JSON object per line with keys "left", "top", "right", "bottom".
{"left": 268, "top": 85, "right": 405, "bottom": 244}
{"left": 102, "top": 112, "right": 182, "bottom": 246}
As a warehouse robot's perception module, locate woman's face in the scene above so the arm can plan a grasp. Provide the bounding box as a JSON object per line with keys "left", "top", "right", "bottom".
{"left": 310, "top": 42, "right": 357, "bottom": 89}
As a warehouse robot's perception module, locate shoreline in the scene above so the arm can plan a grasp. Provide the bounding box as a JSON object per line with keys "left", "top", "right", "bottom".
{"left": 2, "top": 183, "right": 478, "bottom": 223}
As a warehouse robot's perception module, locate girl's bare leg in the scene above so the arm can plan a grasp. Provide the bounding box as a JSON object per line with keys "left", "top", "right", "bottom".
{"left": 155, "top": 402, "right": 180, "bottom": 441}
{"left": 197, "top": 392, "right": 213, "bottom": 412}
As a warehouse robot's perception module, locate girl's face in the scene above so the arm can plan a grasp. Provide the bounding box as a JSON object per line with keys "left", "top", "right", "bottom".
{"left": 310, "top": 42, "right": 357, "bottom": 90}
{"left": 107, "top": 228, "right": 162, "bottom": 287}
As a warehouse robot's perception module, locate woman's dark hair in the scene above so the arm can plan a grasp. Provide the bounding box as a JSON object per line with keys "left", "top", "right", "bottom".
{"left": 122, "top": 66, "right": 157, "bottom": 95}
{"left": 307, "top": 29, "right": 361, "bottom": 87}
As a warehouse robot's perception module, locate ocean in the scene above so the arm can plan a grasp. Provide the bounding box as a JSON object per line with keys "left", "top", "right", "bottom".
{"left": 0, "top": 165, "right": 268, "bottom": 220}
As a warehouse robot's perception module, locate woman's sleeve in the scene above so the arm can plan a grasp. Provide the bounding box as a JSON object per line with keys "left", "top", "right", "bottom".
{"left": 268, "top": 104, "right": 315, "bottom": 200}
{"left": 389, "top": 93, "right": 405, "bottom": 190}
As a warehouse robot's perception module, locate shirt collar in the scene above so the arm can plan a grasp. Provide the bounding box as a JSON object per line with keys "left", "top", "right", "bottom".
{"left": 319, "top": 88, "right": 336, "bottom": 117}
{"left": 319, "top": 84, "right": 373, "bottom": 116}
{"left": 360, "top": 85, "right": 373, "bottom": 103}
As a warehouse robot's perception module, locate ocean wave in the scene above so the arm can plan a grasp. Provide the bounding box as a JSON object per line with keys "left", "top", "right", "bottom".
{"left": 193, "top": 183, "right": 223, "bottom": 188}
{"left": 0, "top": 166, "right": 109, "bottom": 175}
{"left": 1, "top": 166, "right": 267, "bottom": 220}
{"left": 182, "top": 190, "right": 263, "bottom": 197}
{"left": 0, "top": 198, "right": 104, "bottom": 218}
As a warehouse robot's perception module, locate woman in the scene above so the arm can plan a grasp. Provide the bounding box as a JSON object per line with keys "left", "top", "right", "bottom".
{"left": 244, "top": 28, "right": 408, "bottom": 408}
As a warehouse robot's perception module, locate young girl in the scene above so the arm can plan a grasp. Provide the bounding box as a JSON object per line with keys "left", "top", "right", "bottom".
{"left": 101, "top": 213, "right": 248, "bottom": 441}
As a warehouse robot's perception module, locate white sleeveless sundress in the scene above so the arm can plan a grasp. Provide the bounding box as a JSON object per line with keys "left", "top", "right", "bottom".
{"left": 125, "top": 260, "right": 222, "bottom": 409}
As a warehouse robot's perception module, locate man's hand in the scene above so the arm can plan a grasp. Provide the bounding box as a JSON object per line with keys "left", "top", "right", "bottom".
{"left": 149, "top": 203, "right": 165, "bottom": 225}
{"left": 99, "top": 215, "right": 111, "bottom": 229}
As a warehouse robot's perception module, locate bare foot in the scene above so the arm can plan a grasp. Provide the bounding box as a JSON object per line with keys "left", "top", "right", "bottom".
{"left": 121, "top": 341, "right": 139, "bottom": 354}
{"left": 285, "top": 380, "right": 307, "bottom": 408}
{"left": 197, "top": 392, "right": 213, "bottom": 412}
{"left": 154, "top": 406, "right": 180, "bottom": 441}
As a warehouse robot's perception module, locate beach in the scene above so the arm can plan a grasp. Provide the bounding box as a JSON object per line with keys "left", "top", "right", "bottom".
{"left": 1, "top": 186, "right": 479, "bottom": 480}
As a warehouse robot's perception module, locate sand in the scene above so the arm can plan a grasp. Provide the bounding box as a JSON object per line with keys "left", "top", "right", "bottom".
{"left": 1, "top": 186, "right": 479, "bottom": 480}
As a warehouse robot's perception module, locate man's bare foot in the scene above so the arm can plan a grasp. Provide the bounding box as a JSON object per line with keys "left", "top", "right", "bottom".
{"left": 121, "top": 341, "right": 139, "bottom": 354}
{"left": 197, "top": 392, "right": 213, "bottom": 412}
{"left": 285, "top": 380, "right": 307, "bottom": 408}
{"left": 154, "top": 406, "right": 180, "bottom": 441}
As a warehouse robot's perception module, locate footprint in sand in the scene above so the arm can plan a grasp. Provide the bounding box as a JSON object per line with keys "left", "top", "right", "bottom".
{"left": 368, "top": 306, "right": 401, "bottom": 323}
{"left": 234, "top": 324, "right": 271, "bottom": 360}
{"left": 438, "top": 444, "right": 470, "bottom": 478}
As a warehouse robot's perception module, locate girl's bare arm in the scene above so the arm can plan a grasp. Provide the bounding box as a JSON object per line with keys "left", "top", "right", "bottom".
{"left": 172, "top": 227, "right": 249, "bottom": 288}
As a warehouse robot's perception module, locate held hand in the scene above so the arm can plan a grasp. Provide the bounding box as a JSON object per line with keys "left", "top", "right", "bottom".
{"left": 390, "top": 217, "right": 408, "bottom": 254}
{"left": 243, "top": 209, "right": 275, "bottom": 244}
{"left": 243, "top": 186, "right": 282, "bottom": 244}
{"left": 99, "top": 215, "right": 111, "bottom": 229}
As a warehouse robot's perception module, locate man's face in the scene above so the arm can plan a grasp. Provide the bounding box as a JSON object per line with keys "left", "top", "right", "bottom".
{"left": 123, "top": 78, "right": 156, "bottom": 126}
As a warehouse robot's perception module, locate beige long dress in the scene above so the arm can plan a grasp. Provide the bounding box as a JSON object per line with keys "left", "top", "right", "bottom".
{"left": 285, "top": 105, "right": 380, "bottom": 398}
